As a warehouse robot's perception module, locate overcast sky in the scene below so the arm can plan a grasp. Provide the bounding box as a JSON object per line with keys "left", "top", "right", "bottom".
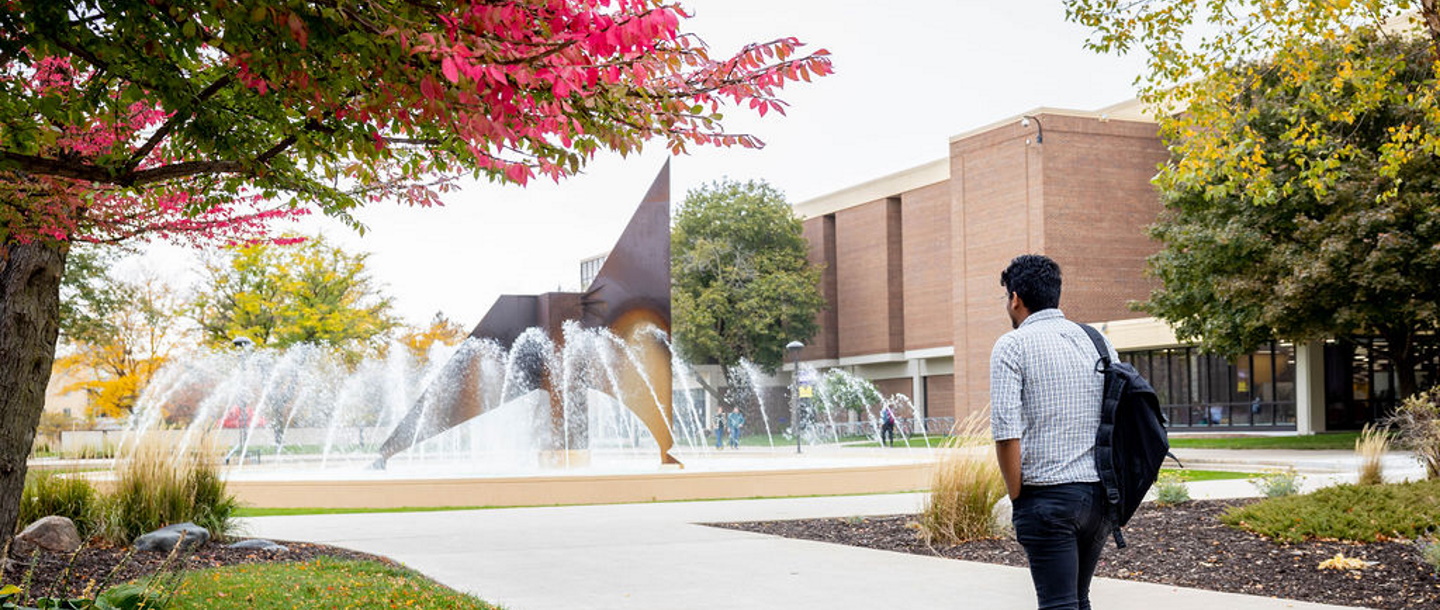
{"left": 136, "top": 0, "right": 1150, "bottom": 328}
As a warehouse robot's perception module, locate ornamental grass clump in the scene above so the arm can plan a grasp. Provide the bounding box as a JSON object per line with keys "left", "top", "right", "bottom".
{"left": 96, "top": 435, "right": 240, "bottom": 545}
{"left": 1388, "top": 386, "right": 1440, "bottom": 479}
{"left": 1355, "top": 423, "right": 1390, "bottom": 485}
{"left": 916, "top": 408, "right": 1006, "bottom": 545}
{"left": 17, "top": 470, "right": 98, "bottom": 536}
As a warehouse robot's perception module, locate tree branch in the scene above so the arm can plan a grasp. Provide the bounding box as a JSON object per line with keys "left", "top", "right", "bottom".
{"left": 124, "top": 75, "right": 236, "bottom": 174}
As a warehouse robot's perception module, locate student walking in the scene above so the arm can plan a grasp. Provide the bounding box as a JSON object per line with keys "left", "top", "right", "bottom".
{"left": 991, "top": 254, "right": 1117, "bottom": 610}
{"left": 727, "top": 407, "right": 746, "bottom": 449}
{"left": 713, "top": 410, "right": 726, "bottom": 450}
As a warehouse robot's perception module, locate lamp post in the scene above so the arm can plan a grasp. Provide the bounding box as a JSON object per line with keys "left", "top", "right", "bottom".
{"left": 786, "top": 340, "right": 804, "bottom": 454}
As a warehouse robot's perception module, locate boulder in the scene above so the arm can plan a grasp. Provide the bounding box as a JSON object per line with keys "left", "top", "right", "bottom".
{"left": 227, "top": 539, "right": 289, "bottom": 553}
{"left": 991, "top": 495, "right": 1014, "bottom": 535}
{"left": 13, "top": 516, "right": 82, "bottom": 555}
{"left": 132, "top": 522, "right": 210, "bottom": 553}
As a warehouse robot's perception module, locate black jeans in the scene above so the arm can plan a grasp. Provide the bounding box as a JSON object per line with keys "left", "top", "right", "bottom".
{"left": 1012, "top": 482, "right": 1114, "bottom": 610}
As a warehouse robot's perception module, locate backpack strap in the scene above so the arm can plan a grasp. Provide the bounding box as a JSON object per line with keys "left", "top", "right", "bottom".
{"left": 1077, "top": 322, "right": 1128, "bottom": 548}
{"left": 1076, "top": 323, "right": 1111, "bottom": 370}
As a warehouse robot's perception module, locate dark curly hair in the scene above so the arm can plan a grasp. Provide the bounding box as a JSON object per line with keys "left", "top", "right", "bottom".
{"left": 1000, "top": 254, "right": 1061, "bottom": 312}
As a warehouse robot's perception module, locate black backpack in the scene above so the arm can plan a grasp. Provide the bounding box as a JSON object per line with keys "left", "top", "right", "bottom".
{"left": 1077, "top": 324, "right": 1177, "bottom": 549}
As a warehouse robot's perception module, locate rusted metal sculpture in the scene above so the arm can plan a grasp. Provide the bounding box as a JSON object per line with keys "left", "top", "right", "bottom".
{"left": 373, "top": 163, "right": 676, "bottom": 468}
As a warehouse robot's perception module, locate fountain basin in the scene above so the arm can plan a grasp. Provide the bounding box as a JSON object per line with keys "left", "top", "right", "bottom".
{"left": 78, "top": 448, "right": 938, "bottom": 509}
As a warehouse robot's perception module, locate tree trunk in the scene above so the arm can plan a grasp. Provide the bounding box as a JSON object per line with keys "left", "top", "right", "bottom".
{"left": 1420, "top": 0, "right": 1440, "bottom": 63}
{"left": 0, "top": 239, "right": 67, "bottom": 548}
{"left": 1380, "top": 327, "right": 1420, "bottom": 402}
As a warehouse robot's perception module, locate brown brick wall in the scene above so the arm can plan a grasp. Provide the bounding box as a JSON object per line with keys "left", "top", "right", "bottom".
{"left": 800, "top": 216, "right": 838, "bottom": 360}
{"left": 952, "top": 129, "right": 1038, "bottom": 415}
{"left": 835, "top": 200, "right": 900, "bottom": 358}
{"left": 924, "top": 374, "right": 955, "bottom": 421}
{"left": 901, "top": 182, "right": 952, "bottom": 351}
{"left": 873, "top": 378, "right": 913, "bottom": 404}
{"left": 1039, "top": 116, "right": 1167, "bottom": 324}
{"left": 948, "top": 114, "right": 1164, "bottom": 414}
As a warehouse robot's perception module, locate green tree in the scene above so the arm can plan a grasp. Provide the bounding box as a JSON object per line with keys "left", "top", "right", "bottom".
{"left": 194, "top": 235, "right": 397, "bottom": 362}
{"left": 1141, "top": 31, "right": 1440, "bottom": 399}
{"left": 671, "top": 179, "right": 824, "bottom": 403}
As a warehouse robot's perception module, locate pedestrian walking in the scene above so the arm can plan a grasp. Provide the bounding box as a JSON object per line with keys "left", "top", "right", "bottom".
{"left": 991, "top": 254, "right": 1118, "bottom": 610}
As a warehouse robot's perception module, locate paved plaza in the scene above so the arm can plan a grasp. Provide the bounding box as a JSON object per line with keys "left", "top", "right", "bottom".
{"left": 242, "top": 449, "right": 1424, "bottom": 610}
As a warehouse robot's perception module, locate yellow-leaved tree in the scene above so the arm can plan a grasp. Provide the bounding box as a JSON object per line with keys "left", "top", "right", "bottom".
{"left": 55, "top": 245, "right": 190, "bottom": 419}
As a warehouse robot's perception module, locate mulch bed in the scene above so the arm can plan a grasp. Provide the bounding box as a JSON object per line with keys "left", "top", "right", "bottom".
{"left": 711, "top": 499, "right": 1440, "bottom": 610}
{"left": 2, "top": 539, "right": 387, "bottom": 601}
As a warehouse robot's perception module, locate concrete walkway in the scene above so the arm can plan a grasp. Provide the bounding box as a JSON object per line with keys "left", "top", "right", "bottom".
{"left": 241, "top": 449, "right": 1425, "bottom": 610}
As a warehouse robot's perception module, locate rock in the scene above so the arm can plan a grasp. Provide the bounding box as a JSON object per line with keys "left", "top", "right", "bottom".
{"left": 991, "top": 495, "right": 1014, "bottom": 534}
{"left": 132, "top": 522, "right": 210, "bottom": 553}
{"left": 13, "top": 516, "right": 82, "bottom": 555}
{"left": 227, "top": 539, "right": 289, "bottom": 552}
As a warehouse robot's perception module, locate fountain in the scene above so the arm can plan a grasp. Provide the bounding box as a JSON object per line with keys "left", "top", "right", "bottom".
{"left": 104, "top": 163, "right": 937, "bottom": 509}
{"left": 373, "top": 162, "right": 677, "bottom": 470}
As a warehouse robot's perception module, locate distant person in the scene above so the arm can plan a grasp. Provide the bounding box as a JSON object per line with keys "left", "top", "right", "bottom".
{"left": 727, "top": 407, "right": 746, "bottom": 449}
{"left": 714, "top": 410, "right": 726, "bottom": 450}
{"left": 991, "top": 254, "right": 1116, "bottom": 610}
{"left": 880, "top": 405, "right": 897, "bottom": 447}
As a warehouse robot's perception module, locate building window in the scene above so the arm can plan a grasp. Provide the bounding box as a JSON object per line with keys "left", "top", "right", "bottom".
{"left": 580, "top": 254, "right": 608, "bottom": 289}
{"left": 1119, "top": 343, "right": 1296, "bottom": 430}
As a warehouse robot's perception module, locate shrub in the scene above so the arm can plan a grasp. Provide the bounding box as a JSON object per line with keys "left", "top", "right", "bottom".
{"left": 1355, "top": 424, "right": 1390, "bottom": 485}
{"left": 17, "top": 471, "right": 98, "bottom": 536}
{"left": 1251, "top": 468, "right": 1303, "bottom": 498}
{"left": 1419, "top": 538, "right": 1440, "bottom": 575}
{"left": 916, "top": 408, "right": 1006, "bottom": 544}
{"left": 1150, "top": 470, "right": 1190, "bottom": 506}
{"left": 1389, "top": 387, "right": 1440, "bottom": 479}
{"left": 1222, "top": 479, "right": 1440, "bottom": 542}
{"left": 95, "top": 435, "right": 240, "bottom": 545}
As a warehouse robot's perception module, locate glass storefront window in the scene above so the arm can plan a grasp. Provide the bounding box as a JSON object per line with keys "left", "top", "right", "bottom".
{"left": 1119, "top": 342, "right": 1296, "bottom": 429}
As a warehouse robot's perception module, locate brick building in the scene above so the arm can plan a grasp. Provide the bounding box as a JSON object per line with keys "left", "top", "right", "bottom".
{"left": 789, "top": 97, "right": 1440, "bottom": 435}
{"left": 791, "top": 101, "right": 1167, "bottom": 426}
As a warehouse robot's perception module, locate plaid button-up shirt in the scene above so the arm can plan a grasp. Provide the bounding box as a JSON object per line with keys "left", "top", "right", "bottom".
{"left": 990, "top": 308, "right": 1116, "bottom": 486}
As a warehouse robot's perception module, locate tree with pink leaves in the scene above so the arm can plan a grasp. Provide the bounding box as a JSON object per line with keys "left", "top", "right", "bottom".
{"left": 0, "top": 0, "right": 831, "bottom": 544}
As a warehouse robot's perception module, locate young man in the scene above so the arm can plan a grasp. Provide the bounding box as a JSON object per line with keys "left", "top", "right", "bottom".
{"left": 990, "top": 254, "right": 1118, "bottom": 610}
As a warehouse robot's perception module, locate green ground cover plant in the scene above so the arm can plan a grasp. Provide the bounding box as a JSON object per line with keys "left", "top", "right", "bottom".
{"left": 1168, "top": 432, "right": 1362, "bottom": 450}
{"left": 164, "top": 558, "right": 499, "bottom": 610}
{"left": 1222, "top": 479, "right": 1440, "bottom": 542}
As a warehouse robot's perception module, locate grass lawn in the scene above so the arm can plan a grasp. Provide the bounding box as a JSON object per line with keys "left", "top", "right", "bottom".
{"left": 1164, "top": 468, "right": 1258, "bottom": 482}
{"left": 165, "top": 557, "right": 500, "bottom": 609}
{"left": 1169, "top": 431, "right": 1363, "bottom": 450}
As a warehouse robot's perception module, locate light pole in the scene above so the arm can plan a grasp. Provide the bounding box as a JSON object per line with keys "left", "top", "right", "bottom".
{"left": 787, "top": 340, "right": 804, "bottom": 454}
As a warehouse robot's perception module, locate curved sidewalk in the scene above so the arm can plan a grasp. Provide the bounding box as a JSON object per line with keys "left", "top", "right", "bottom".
{"left": 243, "top": 484, "right": 1354, "bottom": 610}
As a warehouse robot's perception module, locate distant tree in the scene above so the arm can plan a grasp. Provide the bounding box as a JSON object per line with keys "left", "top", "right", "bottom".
{"left": 397, "top": 312, "right": 469, "bottom": 365}
{"left": 54, "top": 245, "right": 191, "bottom": 418}
{"left": 671, "top": 179, "right": 824, "bottom": 403}
{"left": 193, "top": 235, "right": 398, "bottom": 363}
{"left": 1141, "top": 31, "right": 1440, "bottom": 399}
{"left": 816, "top": 370, "right": 881, "bottom": 415}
